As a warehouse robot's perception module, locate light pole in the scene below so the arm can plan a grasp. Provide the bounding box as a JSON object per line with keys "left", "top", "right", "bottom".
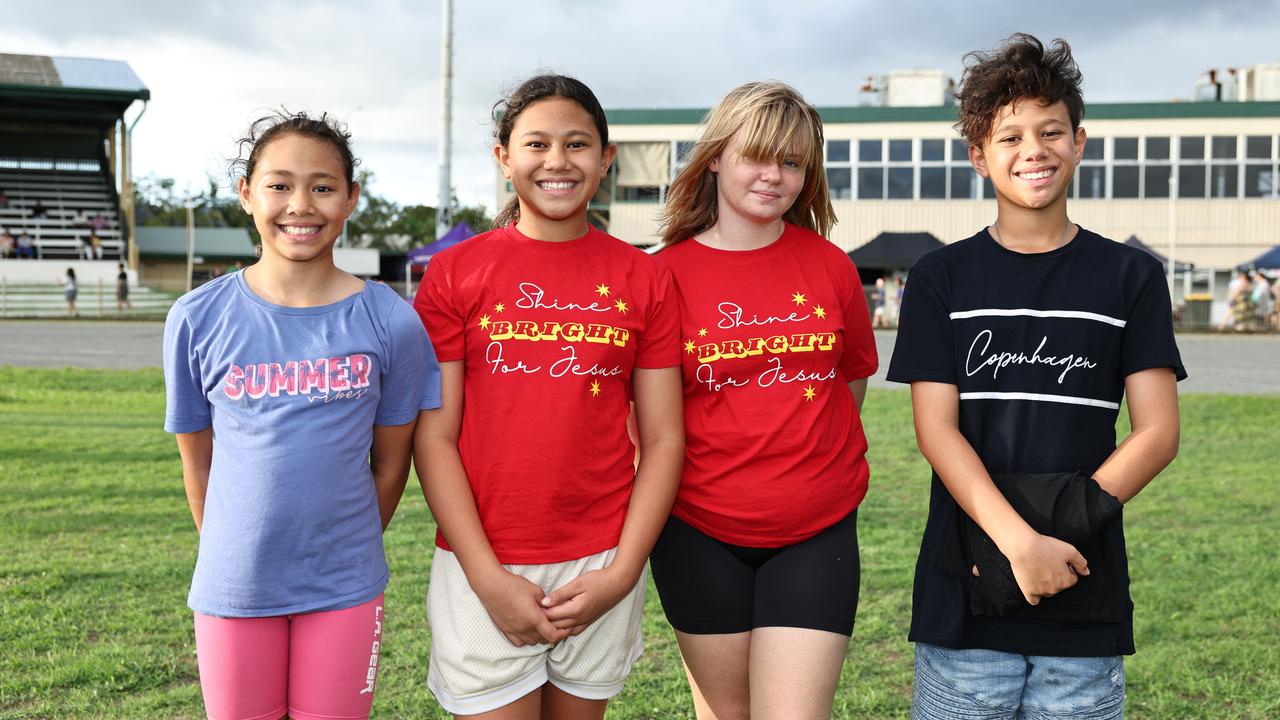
{"left": 435, "top": 0, "right": 454, "bottom": 242}
{"left": 1167, "top": 169, "right": 1178, "bottom": 300}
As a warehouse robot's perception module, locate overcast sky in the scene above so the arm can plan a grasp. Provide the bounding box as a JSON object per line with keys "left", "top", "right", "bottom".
{"left": 6, "top": 0, "right": 1279, "bottom": 212}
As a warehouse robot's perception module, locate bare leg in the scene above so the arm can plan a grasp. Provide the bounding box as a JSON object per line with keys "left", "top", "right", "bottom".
{"left": 456, "top": 686, "right": 541, "bottom": 720}
{"left": 748, "top": 627, "right": 849, "bottom": 720}
{"left": 539, "top": 682, "right": 606, "bottom": 720}
{"left": 674, "top": 630, "right": 751, "bottom": 720}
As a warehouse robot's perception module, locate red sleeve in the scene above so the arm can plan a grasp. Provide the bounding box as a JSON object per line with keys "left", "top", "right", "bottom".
{"left": 634, "top": 262, "right": 682, "bottom": 369}
{"left": 413, "top": 257, "right": 466, "bottom": 362}
{"left": 839, "top": 257, "right": 878, "bottom": 381}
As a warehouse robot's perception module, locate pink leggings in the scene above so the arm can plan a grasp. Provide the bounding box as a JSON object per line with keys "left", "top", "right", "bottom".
{"left": 193, "top": 594, "right": 384, "bottom": 720}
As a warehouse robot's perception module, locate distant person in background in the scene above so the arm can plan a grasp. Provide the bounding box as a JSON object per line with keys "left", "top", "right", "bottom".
{"left": 1271, "top": 274, "right": 1280, "bottom": 330}
{"left": 90, "top": 232, "right": 103, "bottom": 260}
{"left": 80, "top": 232, "right": 94, "bottom": 260}
{"left": 89, "top": 211, "right": 109, "bottom": 233}
{"left": 0, "top": 188, "right": 9, "bottom": 207}
{"left": 0, "top": 229, "right": 14, "bottom": 259}
{"left": 16, "top": 232, "right": 34, "bottom": 259}
{"left": 116, "top": 262, "right": 133, "bottom": 313}
{"left": 32, "top": 200, "right": 48, "bottom": 219}
{"left": 872, "top": 277, "right": 890, "bottom": 328}
{"left": 62, "top": 268, "right": 79, "bottom": 317}
{"left": 895, "top": 276, "right": 907, "bottom": 326}
{"left": 1225, "top": 269, "right": 1252, "bottom": 331}
{"left": 1252, "top": 271, "right": 1274, "bottom": 331}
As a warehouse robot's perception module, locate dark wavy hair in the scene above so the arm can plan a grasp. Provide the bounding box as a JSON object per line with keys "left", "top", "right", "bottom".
{"left": 491, "top": 74, "right": 609, "bottom": 228}
{"left": 955, "top": 33, "right": 1084, "bottom": 146}
{"left": 230, "top": 109, "right": 360, "bottom": 188}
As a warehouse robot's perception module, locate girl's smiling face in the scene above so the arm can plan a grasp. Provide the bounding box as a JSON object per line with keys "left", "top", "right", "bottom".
{"left": 238, "top": 133, "right": 360, "bottom": 264}
{"left": 495, "top": 97, "right": 615, "bottom": 241}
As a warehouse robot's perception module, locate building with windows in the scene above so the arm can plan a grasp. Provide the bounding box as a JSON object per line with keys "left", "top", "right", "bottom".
{"left": 496, "top": 100, "right": 1280, "bottom": 278}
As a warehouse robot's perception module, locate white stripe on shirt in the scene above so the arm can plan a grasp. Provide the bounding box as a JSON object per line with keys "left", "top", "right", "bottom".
{"left": 959, "top": 391, "right": 1121, "bottom": 410}
{"left": 949, "top": 308, "right": 1126, "bottom": 327}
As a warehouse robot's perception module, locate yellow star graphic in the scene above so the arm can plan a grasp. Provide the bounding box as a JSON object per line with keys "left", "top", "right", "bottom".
{"left": 803, "top": 384, "right": 817, "bottom": 401}
{"left": 477, "top": 313, "right": 492, "bottom": 330}
{"left": 614, "top": 298, "right": 629, "bottom": 314}
{"left": 683, "top": 339, "right": 696, "bottom": 354}
{"left": 595, "top": 283, "right": 611, "bottom": 297}
{"left": 791, "top": 291, "right": 807, "bottom": 306}
{"left": 813, "top": 305, "right": 827, "bottom": 319}
{"left": 589, "top": 380, "right": 602, "bottom": 397}
{"left": 697, "top": 327, "right": 708, "bottom": 337}
{"left": 493, "top": 302, "right": 506, "bottom": 313}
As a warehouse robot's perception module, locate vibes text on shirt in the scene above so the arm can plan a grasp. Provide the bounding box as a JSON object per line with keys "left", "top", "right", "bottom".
{"left": 686, "top": 293, "right": 840, "bottom": 399}
{"left": 479, "top": 281, "right": 630, "bottom": 396}
{"left": 223, "top": 354, "right": 373, "bottom": 403}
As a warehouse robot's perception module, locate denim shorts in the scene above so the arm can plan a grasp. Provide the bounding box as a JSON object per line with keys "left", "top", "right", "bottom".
{"left": 912, "top": 642, "right": 1125, "bottom": 719}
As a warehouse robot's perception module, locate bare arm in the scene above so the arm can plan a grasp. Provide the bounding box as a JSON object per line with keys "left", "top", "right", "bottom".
{"left": 370, "top": 420, "right": 416, "bottom": 530}
{"left": 414, "top": 361, "right": 564, "bottom": 646}
{"left": 910, "top": 381, "right": 1088, "bottom": 605}
{"left": 1093, "top": 368, "right": 1180, "bottom": 503}
{"left": 848, "top": 377, "right": 868, "bottom": 412}
{"left": 543, "top": 366, "right": 684, "bottom": 632}
{"left": 175, "top": 429, "right": 212, "bottom": 532}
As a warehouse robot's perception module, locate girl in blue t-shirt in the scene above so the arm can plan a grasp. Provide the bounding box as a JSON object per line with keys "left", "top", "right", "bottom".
{"left": 163, "top": 111, "right": 441, "bottom": 720}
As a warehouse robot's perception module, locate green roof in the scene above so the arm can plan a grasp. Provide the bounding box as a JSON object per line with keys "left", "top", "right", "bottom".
{"left": 606, "top": 101, "right": 1280, "bottom": 125}
{"left": 136, "top": 227, "right": 255, "bottom": 259}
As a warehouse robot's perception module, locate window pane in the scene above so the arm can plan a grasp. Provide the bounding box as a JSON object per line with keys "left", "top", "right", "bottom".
{"left": 921, "top": 139, "right": 945, "bottom": 162}
{"left": 887, "top": 167, "right": 913, "bottom": 198}
{"left": 676, "top": 141, "right": 696, "bottom": 162}
{"left": 1113, "top": 166, "right": 1139, "bottom": 198}
{"left": 1211, "top": 136, "right": 1237, "bottom": 160}
{"left": 921, "top": 167, "right": 946, "bottom": 198}
{"left": 889, "top": 139, "right": 912, "bottom": 162}
{"left": 826, "top": 167, "right": 852, "bottom": 199}
{"left": 1245, "top": 165, "right": 1274, "bottom": 197}
{"left": 858, "top": 139, "right": 881, "bottom": 162}
{"left": 1180, "top": 137, "right": 1205, "bottom": 161}
{"left": 1246, "top": 136, "right": 1273, "bottom": 160}
{"left": 950, "top": 166, "right": 976, "bottom": 199}
{"left": 1144, "top": 164, "right": 1171, "bottom": 198}
{"left": 827, "top": 140, "right": 850, "bottom": 163}
{"left": 1146, "top": 137, "right": 1170, "bottom": 160}
{"left": 1210, "top": 163, "right": 1239, "bottom": 197}
{"left": 857, "top": 167, "right": 884, "bottom": 199}
{"left": 951, "top": 139, "right": 970, "bottom": 162}
{"left": 1077, "top": 165, "right": 1106, "bottom": 198}
{"left": 619, "top": 186, "right": 661, "bottom": 203}
{"left": 1114, "top": 137, "right": 1138, "bottom": 160}
{"left": 982, "top": 177, "right": 995, "bottom": 200}
{"left": 1082, "top": 137, "right": 1105, "bottom": 161}
{"left": 1178, "top": 164, "right": 1206, "bottom": 197}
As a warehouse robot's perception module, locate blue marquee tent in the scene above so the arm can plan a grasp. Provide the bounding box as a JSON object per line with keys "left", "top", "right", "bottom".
{"left": 407, "top": 222, "right": 475, "bottom": 266}
{"left": 1241, "top": 244, "right": 1280, "bottom": 270}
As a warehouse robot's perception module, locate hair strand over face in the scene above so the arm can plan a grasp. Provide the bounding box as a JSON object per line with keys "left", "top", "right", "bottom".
{"left": 659, "top": 81, "right": 835, "bottom": 246}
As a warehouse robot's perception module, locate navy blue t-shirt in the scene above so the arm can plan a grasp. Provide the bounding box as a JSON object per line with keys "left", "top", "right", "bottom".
{"left": 887, "top": 227, "right": 1186, "bottom": 657}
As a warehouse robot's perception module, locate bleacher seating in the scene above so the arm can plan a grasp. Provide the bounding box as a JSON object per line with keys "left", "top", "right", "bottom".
{"left": 0, "top": 160, "right": 124, "bottom": 260}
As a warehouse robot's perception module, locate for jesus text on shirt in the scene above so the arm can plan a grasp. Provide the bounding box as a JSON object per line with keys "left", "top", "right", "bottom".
{"left": 887, "top": 227, "right": 1186, "bottom": 657}
{"left": 414, "top": 224, "right": 680, "bottom": 564}
{"left": 656, "top": 223, "right": 878, "bottom": 548}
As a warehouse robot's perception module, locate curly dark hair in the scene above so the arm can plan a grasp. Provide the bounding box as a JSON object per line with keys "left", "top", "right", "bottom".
{"left": 230, "top": 109, "right": 360, "bottom": 189}
{"left": 955, "top": 33, "right": 1084, "bottom": 146}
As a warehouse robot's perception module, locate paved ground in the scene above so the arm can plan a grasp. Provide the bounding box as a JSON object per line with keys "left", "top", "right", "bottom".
{"left": 1, "top": 321, "right": 1277, "bottom": 395}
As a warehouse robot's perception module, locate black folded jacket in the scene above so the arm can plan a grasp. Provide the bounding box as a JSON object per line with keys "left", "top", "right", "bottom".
{"left": 938, "top": 471, "right": 1125, "bottom": 622}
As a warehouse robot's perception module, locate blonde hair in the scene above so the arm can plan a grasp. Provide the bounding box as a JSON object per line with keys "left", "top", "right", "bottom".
{"left": 659, "top": 81, "right": 835, "bottom": 246}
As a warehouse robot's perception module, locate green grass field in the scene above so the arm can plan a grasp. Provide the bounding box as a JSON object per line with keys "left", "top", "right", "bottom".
{"left": 1, "top": 367, "right": 1277, "bottom": 719}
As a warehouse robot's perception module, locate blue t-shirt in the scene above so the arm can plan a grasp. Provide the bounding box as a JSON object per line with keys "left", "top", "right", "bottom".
{"left": 163, "top": 272, "right": 441, "bottom": 617}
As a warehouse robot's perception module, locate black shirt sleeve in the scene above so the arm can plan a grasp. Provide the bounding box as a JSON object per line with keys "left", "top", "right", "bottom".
{"left": 1121, "top": 266, "right": 1187, "bottom": 381}
{"left": 887, "top": 262, "right": 957, "bottom": 384}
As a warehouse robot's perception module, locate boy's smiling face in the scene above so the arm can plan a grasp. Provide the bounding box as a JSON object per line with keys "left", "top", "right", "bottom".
{"left": 970, "top": 99, "right": 1086, "bottom": 213}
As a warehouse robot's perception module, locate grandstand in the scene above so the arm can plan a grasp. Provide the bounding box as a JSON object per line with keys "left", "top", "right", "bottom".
{"left": 0, "top": 52, "right": 148, "bottom": 308}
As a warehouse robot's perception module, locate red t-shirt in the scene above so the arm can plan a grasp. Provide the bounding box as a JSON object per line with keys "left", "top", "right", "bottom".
{"left": 655, "top": 223, "right": 878, "bottom": 547}
{"left": 415, "top": 224, "right": 680, "bottom": 563}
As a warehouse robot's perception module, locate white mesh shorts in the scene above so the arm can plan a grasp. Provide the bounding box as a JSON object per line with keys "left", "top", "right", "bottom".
{"left": 426, "top": 547, "right": 646, "bottom": 716}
